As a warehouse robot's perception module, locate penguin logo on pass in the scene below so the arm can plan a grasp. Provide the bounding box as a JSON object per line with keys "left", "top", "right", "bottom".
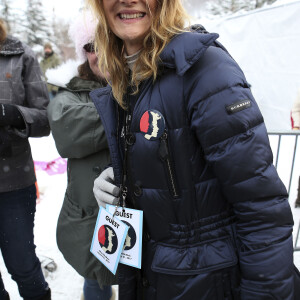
{"left": 98, "top": 225, "right": 118, "bottom": 254}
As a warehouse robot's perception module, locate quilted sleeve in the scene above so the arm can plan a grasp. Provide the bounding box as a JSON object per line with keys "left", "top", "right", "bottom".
{"left": 185, "top": 45, "right": 294, "bottom": 299}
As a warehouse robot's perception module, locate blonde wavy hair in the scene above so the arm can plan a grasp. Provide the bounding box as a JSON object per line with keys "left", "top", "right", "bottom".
{"left": 0, "top": 19, "right": 7, "bottom": 45}
{"left": 86, "top": 0, "right": 189, "bottom": 108}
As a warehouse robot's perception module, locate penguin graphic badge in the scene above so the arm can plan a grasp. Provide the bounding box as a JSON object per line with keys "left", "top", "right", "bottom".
{"left": 140, "top": 110, "right": 165, "bottom": 141}
{"left": 98, "top": 225, "right": 118, "bottom": 254}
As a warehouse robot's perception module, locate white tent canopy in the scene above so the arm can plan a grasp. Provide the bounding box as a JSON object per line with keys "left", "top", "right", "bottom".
{"left": 201, "top": 0, "right": 300, "bottom": 131}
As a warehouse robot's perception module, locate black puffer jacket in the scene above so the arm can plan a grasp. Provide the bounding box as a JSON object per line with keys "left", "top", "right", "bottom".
{"left": 91, "top": 29, "right": 298, "bottom": 299}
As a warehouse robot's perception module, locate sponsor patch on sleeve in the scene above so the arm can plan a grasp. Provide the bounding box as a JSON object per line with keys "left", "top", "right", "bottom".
{"left": 226, "top": 100, "right": 251, "bottom": 114}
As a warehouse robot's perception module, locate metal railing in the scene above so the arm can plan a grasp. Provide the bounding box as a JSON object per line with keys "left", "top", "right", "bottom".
{"left": 268, "top": 131, "right": 299, "bottom": 194}
{"left": 268, "top": 131, "right": 300, "bottom": 251}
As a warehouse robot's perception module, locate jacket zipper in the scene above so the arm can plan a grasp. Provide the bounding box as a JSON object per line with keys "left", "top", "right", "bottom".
{"left": 159, "top": 130, "right": 179, "bottom": 198}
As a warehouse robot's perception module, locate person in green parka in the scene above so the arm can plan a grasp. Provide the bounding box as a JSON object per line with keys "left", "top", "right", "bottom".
{"left": 40, "top": 42, "right": 61, "bottom": 100}
{"left": 47, "top": 11, "right": 117, "bottom": 300}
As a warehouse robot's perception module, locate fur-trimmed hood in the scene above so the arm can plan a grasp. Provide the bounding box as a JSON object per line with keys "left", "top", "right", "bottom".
{"left": 46, "top": 60, "right": 79, "bottom": 88}
{"left": 0, "top": 35, "right": 24, "bottom": 56}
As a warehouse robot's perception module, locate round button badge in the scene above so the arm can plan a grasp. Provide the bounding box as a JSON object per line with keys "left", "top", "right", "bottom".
{"left": 140, "top": 110, "right": 165, "bottom": 141}
{"left": 98, "top": 225, "right": 118, "bottom": 255}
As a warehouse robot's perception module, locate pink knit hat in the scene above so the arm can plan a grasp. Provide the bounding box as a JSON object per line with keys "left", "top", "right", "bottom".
{"left": 69, "top": 10, "right": 98, "bottom": 62}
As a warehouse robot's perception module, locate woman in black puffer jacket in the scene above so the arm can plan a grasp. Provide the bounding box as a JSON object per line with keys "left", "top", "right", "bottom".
{"left": 87, "top": 1, "right": 299, "bottom": 299}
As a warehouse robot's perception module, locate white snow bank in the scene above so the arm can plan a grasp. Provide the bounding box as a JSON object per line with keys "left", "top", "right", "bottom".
{"left": 274, "top": 0, "right": 300, "bottom": 6}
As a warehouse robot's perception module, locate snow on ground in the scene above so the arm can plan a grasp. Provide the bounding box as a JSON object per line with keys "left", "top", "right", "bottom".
{"left": 1, "top": 133, "right": 300, "bottom": 299}
{"left": 274, "top": 0, "right": 300, "bottom": 6}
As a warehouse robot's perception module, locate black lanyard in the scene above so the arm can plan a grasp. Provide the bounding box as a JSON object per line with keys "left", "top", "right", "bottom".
{"left": 120, "top": 88, "right": 134, "bottom": 209}
{"left": 119, "top": 80, "right": 145, "bottom": 208}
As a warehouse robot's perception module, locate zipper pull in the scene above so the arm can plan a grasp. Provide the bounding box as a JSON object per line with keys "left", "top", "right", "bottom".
{"left": 121, "top": 185, "right": 127, "bottom": 212}
{"left": 159, "top": 131, "right": 169, "bottom": 161}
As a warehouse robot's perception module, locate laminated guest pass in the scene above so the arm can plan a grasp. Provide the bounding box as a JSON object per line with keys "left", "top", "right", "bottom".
{"left": 107, "top": 205, "right": 143, "bottom": 269}
{"left": 90, "top": 207, "right": 128, "bottom": 275}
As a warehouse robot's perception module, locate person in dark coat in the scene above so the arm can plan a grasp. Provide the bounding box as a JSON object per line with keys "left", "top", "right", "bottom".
{"left": 0, "top": 19, "right": 51, "bottom": 300}
{"left": 87, "top": 0, "right": 299, "bottom": 299}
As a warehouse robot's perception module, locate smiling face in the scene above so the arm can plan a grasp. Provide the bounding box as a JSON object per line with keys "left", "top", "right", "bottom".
{"left": 102, "top": 0, "right": 157, "bottom": 55}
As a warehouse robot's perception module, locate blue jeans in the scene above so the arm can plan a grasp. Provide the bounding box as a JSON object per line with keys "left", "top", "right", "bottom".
{"left": 0, "top": 185, "right": 49, "bottom": 300}
{"left": 83, "top": 279, "right": 112, "bottom": 300}
{"left": 48, "top": 92, "right": 56, "bottom": 101}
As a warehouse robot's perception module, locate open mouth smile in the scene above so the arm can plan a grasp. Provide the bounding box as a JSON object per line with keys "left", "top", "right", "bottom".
{"left": 118, "top": 13, "right": 146, "bottom": 20}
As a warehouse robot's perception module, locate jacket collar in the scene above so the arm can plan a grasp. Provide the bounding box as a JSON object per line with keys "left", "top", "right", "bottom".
{"left": 91, "top": 31, "right": 219, "bottom": 99}
{"left": 0, "top": 36, "right": 24, "bottom": 56}
{"left": 92, "top": 29, "right": 219, "bottom": 98}
{"left": 159, "top": 30, "right": 219, "bottom": 76}
{"left": 66, "top": 77, "right": 105, "bottom": 92}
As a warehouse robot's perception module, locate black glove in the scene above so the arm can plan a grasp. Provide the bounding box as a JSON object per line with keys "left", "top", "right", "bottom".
{"left": 0, "top": 128, "right": 12, "bottom": 157}
{"left": 0, "top": 103, "right": 25, "bottom": 129}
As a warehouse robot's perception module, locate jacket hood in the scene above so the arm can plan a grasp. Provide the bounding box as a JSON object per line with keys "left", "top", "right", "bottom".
{"left": 91, "top": 27, "right": 219, "bottom": 100}
{"left": 46, "top": 60, "right": 79, "bottom": 88}
{"left": 0, "top": 35, "right": 24, "bottom": 56}
{"left": 159, "top": 29, "right": 219, "bottom": 76}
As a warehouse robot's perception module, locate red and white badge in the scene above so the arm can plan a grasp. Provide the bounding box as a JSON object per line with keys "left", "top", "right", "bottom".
{"left": 140, "top": 110, "right": 165, "bottom": 141}
{"left": 90, "top": 207, "right": 128, "bottom": 275}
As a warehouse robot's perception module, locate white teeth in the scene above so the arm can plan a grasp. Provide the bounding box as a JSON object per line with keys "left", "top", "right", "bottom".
{"left": 120, "top": 13, "right": 144, "bottom": 19}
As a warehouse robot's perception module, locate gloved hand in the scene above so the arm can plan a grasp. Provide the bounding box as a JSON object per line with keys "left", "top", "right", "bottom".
{"left": 0, "top": 128, "right": 12, "bottom": 157}
{"left": 0, "top": 103, "right": 25, "bottom": 129}
{"left": 93, "top": 167, "right": 120, "bottom": 208}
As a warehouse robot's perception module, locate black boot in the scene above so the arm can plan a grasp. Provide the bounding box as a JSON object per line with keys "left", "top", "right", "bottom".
{"left": 24, "top": 289, "right": 51, "bottom": 300}
{"left": 37, "top": 289, "right": 51, "bottom": 300}
{"left": 295, "top": 176, "right": 300, "bottom": 208}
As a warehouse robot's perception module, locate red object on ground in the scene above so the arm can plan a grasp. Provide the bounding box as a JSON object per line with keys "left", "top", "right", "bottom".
{"left": 34, "top": 167, "right": 40, "bottom": 203}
